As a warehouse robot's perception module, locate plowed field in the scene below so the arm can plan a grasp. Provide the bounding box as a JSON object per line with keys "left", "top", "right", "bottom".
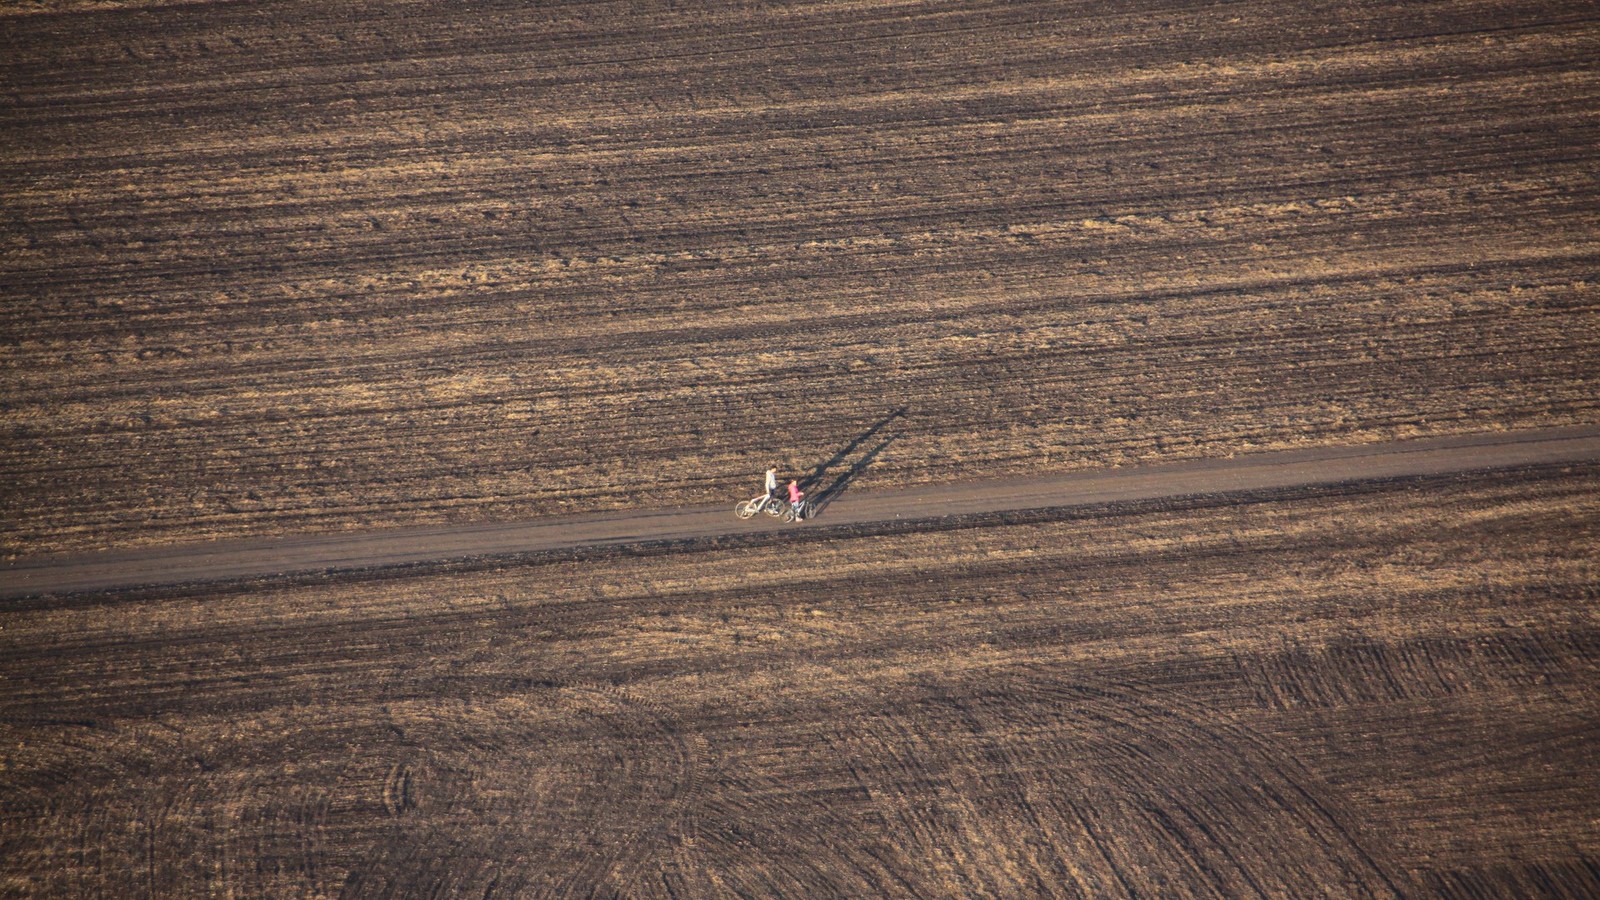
{"left": 5, "top": 0, "right": 1600, "bottom": 555}
{"left": 5, "top": 1, "right": 1600, "bottom": 895}
{"left": 3, "top": 465, "right": 1598, "bottom": 895}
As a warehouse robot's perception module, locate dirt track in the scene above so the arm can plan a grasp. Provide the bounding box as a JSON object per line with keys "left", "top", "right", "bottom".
{"left": 5, "top": 424, "right": 1599, "bottom": 599}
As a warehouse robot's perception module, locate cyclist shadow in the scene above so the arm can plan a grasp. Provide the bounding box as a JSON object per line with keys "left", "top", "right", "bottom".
{"left": 807, "top": 435, "right": 896, "bottom": 518}
{"left": 800, "top": 407, "right": 904, "bottom": 518}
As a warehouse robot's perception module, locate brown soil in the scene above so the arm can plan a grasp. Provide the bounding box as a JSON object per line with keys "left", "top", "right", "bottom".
{"left": 4, "top": 1, "right": 1599, "bottom": 894}
{"left": 4, "top": 423, "right": 1597, "bottom": 599}
{"left": 4, "top": 0, "right": 1599, "bottom": 556}
{"left": 2, "top": 464, "right": 1597, "bottom": 895}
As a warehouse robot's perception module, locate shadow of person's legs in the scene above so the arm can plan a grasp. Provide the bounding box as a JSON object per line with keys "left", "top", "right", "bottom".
{"left": 799, "top": 407, "right": 904, "bottom": 495}
{"left": 810, "top": 435, "right": 896, "bottom": 517}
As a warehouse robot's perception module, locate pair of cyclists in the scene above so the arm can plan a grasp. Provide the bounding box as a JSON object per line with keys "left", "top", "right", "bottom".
{"left": 764, "top": 467, "right": 806, "bottom": 521}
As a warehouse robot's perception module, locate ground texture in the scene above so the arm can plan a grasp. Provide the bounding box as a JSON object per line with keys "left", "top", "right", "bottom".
{"left": 3, "top": 465, "right": 1598, "bottom": 895}
{"left": 4, "top": 424, "right": 1597, "bottom": 598}
{"left": 4, "top": 0, "right": 1600, "bottom": 896}
{"left": 4, "top": 0, "right": 1599, "bottom": 554}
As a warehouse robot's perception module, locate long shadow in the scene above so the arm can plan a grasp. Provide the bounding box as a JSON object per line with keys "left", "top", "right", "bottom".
{"left": 809, "top": 435, "right": 896, "bottom": 517}
{"left": 798, "top": 407, "right": 905, "bottom": 494}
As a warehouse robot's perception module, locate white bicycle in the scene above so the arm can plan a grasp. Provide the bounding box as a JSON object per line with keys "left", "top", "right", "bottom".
{"left": 735, "top": 493, "right": 810, "bottom": 523}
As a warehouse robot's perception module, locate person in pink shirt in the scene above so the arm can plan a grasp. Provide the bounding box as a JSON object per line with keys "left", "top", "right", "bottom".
{"left": 787, "top": 479, "right": 805, "bottom": 521}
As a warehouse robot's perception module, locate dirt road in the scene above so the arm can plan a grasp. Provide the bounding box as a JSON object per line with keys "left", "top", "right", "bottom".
{"left": 6, "top": 424, "right": 1596, "bottom": 599}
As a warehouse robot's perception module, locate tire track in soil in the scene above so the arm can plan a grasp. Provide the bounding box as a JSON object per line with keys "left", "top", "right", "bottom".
{"left": 17, "top": 716, "right": 354, "bottom": 897}
{"left": 665, "top": 769, "right": 902, "bottom": 898}
{"left": 824, "top": 670, "right": 1400, "bottom": 897}
{"left": 339, "top": 684, "right": 707, "bottom": 898}
{"left": 9, "top": 695, "right": 597, "bottom": 896}
{"left": 549, "top": 685, "right": 711, "bottom": 898}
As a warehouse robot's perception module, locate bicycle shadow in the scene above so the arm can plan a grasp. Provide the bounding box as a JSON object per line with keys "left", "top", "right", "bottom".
{"left": 800, "top": 407, "right": 904, "bottom": 518}
{"left": 808, "top": 435, "right": 896, "bottom": 517}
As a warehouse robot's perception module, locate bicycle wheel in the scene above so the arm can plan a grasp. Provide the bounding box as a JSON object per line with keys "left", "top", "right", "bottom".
{"left": 763, "top": 497, "right": 785, "bottom": 517}
{"left": 735, "top": 499, "right": 758, "bottom": 519}
{"left": 779, "top": 506, "right": 796, "bottom": 523}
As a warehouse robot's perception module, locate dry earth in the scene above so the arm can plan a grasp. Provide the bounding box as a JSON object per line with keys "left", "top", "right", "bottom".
{"left": 4, "top": 423, "right": 1597, "bottom": 599}
{"left": 4, "top": 0, "right": 1599, "bottom": 555}
{"left": 2, "top": 464, "right": 1598, "bottom": 895}
{"left": 4, "top": 0, "right": 1600, "bottom": 896}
